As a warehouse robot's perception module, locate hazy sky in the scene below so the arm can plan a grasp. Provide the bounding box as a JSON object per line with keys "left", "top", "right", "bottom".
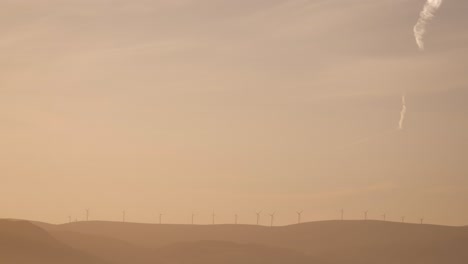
{"left": 1, "top": 0, "right": 467, "bottom": 226}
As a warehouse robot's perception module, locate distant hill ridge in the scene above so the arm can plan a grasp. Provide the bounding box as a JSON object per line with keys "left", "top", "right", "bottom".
{"left": 2, "top": 219, "right": 468, "bottom": 264}
{"left": 33, "top": 219, "right": 468, "bottom": 264}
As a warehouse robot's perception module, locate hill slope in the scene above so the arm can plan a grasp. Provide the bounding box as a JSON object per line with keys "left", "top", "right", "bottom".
{"left": 0, "top": 219, "right": 106, "bottom": 264}
{"left": 37, "top": 220, "right": 468, "bottom": 264}
{"left": 38, "top": 225, "right": 317, "bottom": 264}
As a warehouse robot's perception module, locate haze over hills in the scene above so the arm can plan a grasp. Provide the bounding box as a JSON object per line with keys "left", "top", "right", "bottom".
{"left": 14, "top": 219, "right": 466, "bottom": 264}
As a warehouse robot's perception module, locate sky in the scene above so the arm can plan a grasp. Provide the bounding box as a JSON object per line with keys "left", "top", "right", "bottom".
{"left": 1, "top": 0, "right": 468, "bottom": 226}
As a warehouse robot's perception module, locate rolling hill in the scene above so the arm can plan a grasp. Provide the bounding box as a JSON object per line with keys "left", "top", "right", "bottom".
{"left": 33, "top": 220, "right": 468, "bottom": 264}
{"left": 0, "top": 219, "right": 106, "bottom": 264}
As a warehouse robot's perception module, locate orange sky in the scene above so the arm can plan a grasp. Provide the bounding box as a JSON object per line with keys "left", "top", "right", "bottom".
{"left": 1, "top": 0, "right": 467, "bottom": 226}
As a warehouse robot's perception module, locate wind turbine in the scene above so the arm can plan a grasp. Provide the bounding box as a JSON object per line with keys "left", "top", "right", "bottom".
{"left": 269, "top": 212, "right": 276, "bottom": 227}
{"left": 420, "top": 218, "right": 424, "bottom": 225}
{"left": 191, "top": 213, "right": 195, "bottom": 225}
{"left": 364, "top": 211, "right": 368, "bottom": 220}
{"left": 382, "top": 213, "right": 386, "bottom": 221}
{"left": 401, "top": 216, "right": 405, "bottom": 223}
{"left": 256, "top": 211, "right": 262, "bottom": 225}
{"left": 122, "top": 210, "right": 126, "bottom": 222}
{"left": 296, "top": 211, "right": 303, "bottom": 224}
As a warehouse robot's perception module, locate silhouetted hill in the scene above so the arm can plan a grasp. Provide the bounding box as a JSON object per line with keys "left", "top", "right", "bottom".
{"left": 36, "top": 220, "right": 468, "bottom": 264}
{"left": 0, "top": 219, "right": 106, "bottom": 264}
{"left": 37, "top": 225, "right": 316, "bottom": 264}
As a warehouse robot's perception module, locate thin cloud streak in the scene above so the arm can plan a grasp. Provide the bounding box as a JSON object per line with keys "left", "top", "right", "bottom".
{"left": 399, "top": 95, "right": 407, "bottom": 130}
{"left": 414, "top": 0, "right": 443, "bottom": 50}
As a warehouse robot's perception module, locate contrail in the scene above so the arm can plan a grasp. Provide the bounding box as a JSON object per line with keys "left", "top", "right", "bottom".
{"left": 399, "top": 96, "right": 407, "bottom": 130}
{"left": 414, "top": 0, "right": 443, "bottom": 50}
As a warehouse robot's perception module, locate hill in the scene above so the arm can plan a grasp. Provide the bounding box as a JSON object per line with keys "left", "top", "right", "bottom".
{"left": 35, "top": 220, "right": 468, "bottom": 264}
{"left": 0, "top": 219, "right": 106, "bottom": 264}
{"left": 35, "top": 222, "right": 317, "bottom": 264}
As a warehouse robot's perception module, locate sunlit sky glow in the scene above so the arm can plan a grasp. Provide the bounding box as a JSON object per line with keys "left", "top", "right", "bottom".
{"left": 1, "top": 0, "right": 467, "bottom": 225}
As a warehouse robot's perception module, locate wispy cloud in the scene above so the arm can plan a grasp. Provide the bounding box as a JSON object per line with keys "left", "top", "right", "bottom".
{"left": 414, "top": 0, "right": 443, "bottom": 50}
{"left": 398, "top": 95, "right": 407, "bottom": 130}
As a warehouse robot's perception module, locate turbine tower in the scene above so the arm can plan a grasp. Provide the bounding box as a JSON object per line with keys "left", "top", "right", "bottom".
{"left": 256, "top": 211, "right": 262, "bottom": 225}
{"left": 420, "top": 218, "right": 424, "bottom": 225}
{"left": 122, "top": 210, "right": 126, "bottom": 223}
{"left": 382, "top": 213, "right": 386, "bottom": 221}
{"left": 191, "top": 213, "right": 195, "bottom": 225}
{"left": 296, "top": 211, "right": 303, "bottom": 224}
{"left": 401, "top": 216, "right": 405, "bottom": 223}
{"left": 364, "top": 211, "right": 368, "bottom": 220}
{"left": 159, "top": 213, "right": 163, "bottom": 224}
{"left": 269, "top": 212, "right": 276, "bottom": 227}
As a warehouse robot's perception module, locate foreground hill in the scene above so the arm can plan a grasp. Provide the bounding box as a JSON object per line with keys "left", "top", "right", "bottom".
{"left": 2, "top": 219, "right": 318, "bottom": 264}
{"left": 0, "top": 219, "right": 105, "bottom": 264}
{"left": 35, "top": 224, "right": 317, "bottom": 264}
{"left": 36, "top": 220, "right": 468, "bottom": 264}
